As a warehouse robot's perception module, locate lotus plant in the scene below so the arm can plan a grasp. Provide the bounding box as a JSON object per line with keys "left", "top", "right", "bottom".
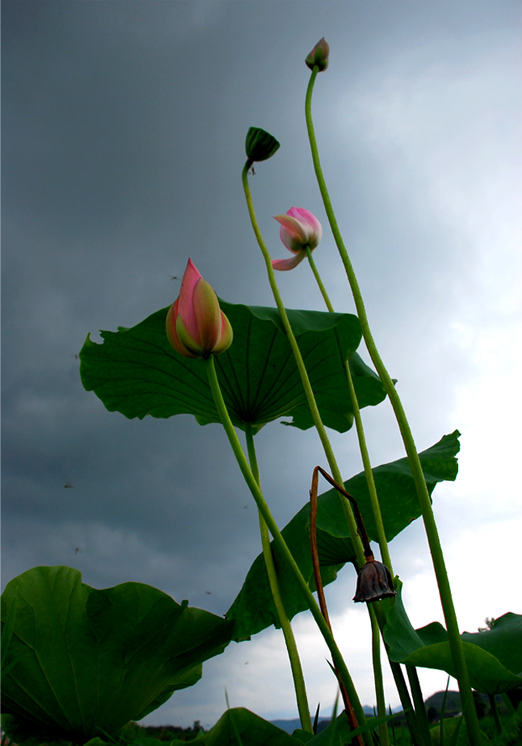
{"left": 11, "top": 34, "right": 515, "bottom": 746}
{"left": 272, "top": 207, "right": 322, "bottom": 270}
{"left": 166, "top": 259, "right": 233, "bottom": 359}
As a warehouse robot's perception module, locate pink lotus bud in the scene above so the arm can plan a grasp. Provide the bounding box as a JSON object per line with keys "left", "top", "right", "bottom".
{"left": 166, "top": 259, "right": 233, "bottom": 359}
{"left": 306, "top": 37, "right": 330, "bottom": 72}
{"left": 272, "top": 207, "right": 322, "bottom": 271}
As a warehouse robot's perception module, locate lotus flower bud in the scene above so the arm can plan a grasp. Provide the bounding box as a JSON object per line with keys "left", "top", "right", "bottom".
{"left": 306, "top": 37, "right": 330, "bottom": 72}
{"left": 166, "top": 259, "right": 233, "bottom": 359}
{"left": 353, "top": 556, "right": 397, "bottom": 603}
{"left": 272, "top": 207, "right": 322, "bottom": 271}
{"left": 245, "top": 127, "right": 280, "bottom": 162}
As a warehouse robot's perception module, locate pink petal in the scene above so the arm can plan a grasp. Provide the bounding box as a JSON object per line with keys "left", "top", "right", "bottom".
{"left": 271, "top": 253, "right": 307, "bottom": 271}
{"left": 286, "top": 207, "right": 322, "bottom": 248}
{"left": 177, "top": 259, "right": 203, "bottom": 341}
{"left": 287, "top": 206, "right": 322, "bottom": 231}
{"left": 166, "top": 299, "right": 198, "bottom": 358}
{"left": 273, "top": 214, "right": 308, "bottom": 252}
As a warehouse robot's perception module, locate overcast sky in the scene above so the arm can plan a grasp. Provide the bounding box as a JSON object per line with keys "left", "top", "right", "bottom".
{"left": 2, "top": 0, "right": 522, "bottom": 731}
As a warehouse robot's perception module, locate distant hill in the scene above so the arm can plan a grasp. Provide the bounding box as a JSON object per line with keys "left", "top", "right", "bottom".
{"left": 271, "top": 690, "right": 509, "bottom": 733}
{"left": 424, "top": 690, "right": 462, "bottom": 717}
{"left": 271, "top": 706, "right": 401, "bottom": 735}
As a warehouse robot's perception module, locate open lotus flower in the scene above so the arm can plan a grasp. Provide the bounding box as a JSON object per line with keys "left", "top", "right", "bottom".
{"left": 272, "top": 207, "right": 322, "bottom": 271}
{"left": 166, "top": 259, "right": 233, "bottom": 359}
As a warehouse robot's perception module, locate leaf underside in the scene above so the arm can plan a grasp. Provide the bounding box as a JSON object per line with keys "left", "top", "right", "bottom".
{"left": 1, "top": 566, "right": 234, "bottom": 744}
{"left": 80, "top": 301, "right": 386, "bottom": 434}
{"left": 227, "top": 431, "right": 461, "bottom": 639}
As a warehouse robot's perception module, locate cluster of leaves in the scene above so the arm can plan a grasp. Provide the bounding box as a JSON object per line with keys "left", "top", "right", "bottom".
{"left": 2, "top": 301, "right": 521, "bottom": 746}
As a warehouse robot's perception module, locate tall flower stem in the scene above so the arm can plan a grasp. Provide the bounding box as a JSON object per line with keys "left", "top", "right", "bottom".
{"left": 309, "top": 468, "right": 364, "bottom": 746}
{"left": 305, "top": 65, "right": 483, "bottom": 746}
{"left": 305, "top": 246, "right": 392, "bottom": 572}
{"left": 245, "top": 423, "right": 313, "bottom": 733}
{"left": 242, "top": 163, "right": 365, "bottom": 570}
{"left": 203, "top": 354, "right": 372, "bottom": 745}
{"left": 308, "top": 205, "right": 434, "bottom": 746}
{"left": 406, "top": 665, "right": 432, "bottom": 745}
{"left": 306, "top": 246, "right": 393, "bottom": 741}
{"left": 369, "top": 609, "right": 389, "bottom": 746}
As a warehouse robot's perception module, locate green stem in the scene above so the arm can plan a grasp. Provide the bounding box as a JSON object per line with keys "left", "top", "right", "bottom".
{"left": 307, "top": 245, "right": 395, "bottom": 740}
{"left": 245, "top": 424, "right": 313, "bottom": 733}
{"left": 203, "top": 355, "right": 371, "bottom": 744}
{"left": 406, "top": 665, "right": 431, "bottom": 745}
{"left": 308, "top": 179, "right": 429, "bottom": 746}
{"left": 242, "top": 163, "right": 365, "bottom": 569}
{"left": 305, "top": 247, "right": 334, "bottom": 313}
{"left": 369, "top": 607, "right": 390, "bottom": 746}
{"left": 488, "top": 694, "right": 502, "bottom": 734}
{"left": 389, "top": 663, "right": 424, "bottom": 746}
{"left": 305, "top": 246, "right": 392, "bottom": 571}
{"left": 371, "top": 604, "right": 426, "bottom": 746}
{"left": 305, "top": 65, "right": 483, "bottom": 746}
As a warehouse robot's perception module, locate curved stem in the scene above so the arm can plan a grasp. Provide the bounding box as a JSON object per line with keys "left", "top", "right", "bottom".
{"left": 305, "top": 66, "right": 482, "bottom": 746}
{"left": 242, "top": 162, "right": 365, "bottom": 569}
{"left": 345, "top": 357, "right": 394, "bottom": 572}
{"left": 203, "top": 355, "right": 371, "bottom": 744}
{"left": 307, "top": 247, "right": 393, "bottom": 740}
{"left": 305, "top": 246, "right": 392, "bottom": 572}
{"left": 305, "top": 246, "right": 334, "bottom": 312}
{"left": 309, "top": 467, "right": 364, "bottom": 746}
{"left": 245, "top": 424, "right": 313, "bottom": 733}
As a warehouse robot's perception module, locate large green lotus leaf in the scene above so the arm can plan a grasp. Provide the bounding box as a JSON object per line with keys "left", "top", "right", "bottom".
{"left": 383, "top": 581, "right": 522, "bottom": 694}
{"left": 169, "top": 708, "right": 301, "bottom": 746}
{"left": 226, "top": 432, "right": 460, "bottom": 640}
{"left": 316, "top": 430, "right": 461, "bottom": 543}
{"left": 1, "top": 566, "right": 234, "bottom": 745}
{"left": 79, "top": 301, "right": 386, "bottom": 434}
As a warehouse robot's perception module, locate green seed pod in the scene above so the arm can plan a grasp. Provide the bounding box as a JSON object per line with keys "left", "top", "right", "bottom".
{"left": 245, "top": 127, "right": 280, "bottom": 162}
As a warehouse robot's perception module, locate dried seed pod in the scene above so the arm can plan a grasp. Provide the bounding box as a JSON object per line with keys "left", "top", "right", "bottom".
{"left": 353, "top": 556, "right": 397, "bottom": 603}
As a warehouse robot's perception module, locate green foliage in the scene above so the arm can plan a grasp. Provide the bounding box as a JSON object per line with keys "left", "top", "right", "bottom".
{"left": 79, "top": 302, "right": 386, "bottom": 435}
{"left": 227, "top": 431, "right": 461, "bottom": 639}
{"left": 169, "top": 708, "right": 301, "bottom": 745}
{"left": 127, "top": 723, "right": 203, "bottom": 743}
{"left": 164, "top": 708, "right": 389, "bottom": 746}
{"left": 428, "top": 716, "right": 467, "bottom": 746}
{"left": 383, "top": 583, "right": 522, "bottom": 695}
{"left": 488, "top": 703, "right": 522, "bottom": 746}
{"left": 1, "top": 567, "right": 234, "bottom": 745}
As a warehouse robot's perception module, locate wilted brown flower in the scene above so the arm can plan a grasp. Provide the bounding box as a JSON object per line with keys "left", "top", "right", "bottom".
{"left": 353, "top": 556, "right": 397, "bottom": 603}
